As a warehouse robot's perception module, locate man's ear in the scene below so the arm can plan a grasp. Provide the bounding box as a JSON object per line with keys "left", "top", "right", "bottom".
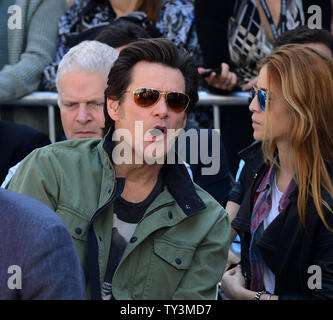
{"left": 107, "top": 98, "right": 120, "bottom": 121}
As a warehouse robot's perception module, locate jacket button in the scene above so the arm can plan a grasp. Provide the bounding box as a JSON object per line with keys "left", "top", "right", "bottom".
{"left": 175, "top": 258, "right": 182, "bottom": 265}
{"left": 130, "top": 236, "right": 137, "bottom": 243}
{"left": 75, "top": 228, "right": 82, "bottom": 235}
{"left": 168, "top": 211, "right": 173, "bottom": 219}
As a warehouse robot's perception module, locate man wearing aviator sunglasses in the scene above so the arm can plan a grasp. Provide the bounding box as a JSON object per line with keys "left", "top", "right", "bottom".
{"left": 126, "top": 87, "right": 190, "bottom": 113}
{"left": 7, "top": 38, "right": 230, "bottom": 300}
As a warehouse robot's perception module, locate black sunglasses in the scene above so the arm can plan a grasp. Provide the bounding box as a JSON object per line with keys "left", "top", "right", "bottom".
{"left": 125, "top": 87, "right": 190, "bottom": 113}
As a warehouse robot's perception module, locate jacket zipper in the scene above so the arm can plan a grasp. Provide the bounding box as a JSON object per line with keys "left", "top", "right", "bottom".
{"left": 89, "top": 178, "right": 125, "bottom": 224}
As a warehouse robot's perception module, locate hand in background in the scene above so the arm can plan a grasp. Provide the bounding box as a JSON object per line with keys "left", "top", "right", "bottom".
{"left": 224, "top": 249, "right": 241, "bottom": 273}
{"left": 221, "top": 264, "right": 247, "bottom": 300}
{"left": 241, "top": 76, "right": 258, "bottom": 91}
{"left": 198, "top": 63, "right": 237, "bottom": 91}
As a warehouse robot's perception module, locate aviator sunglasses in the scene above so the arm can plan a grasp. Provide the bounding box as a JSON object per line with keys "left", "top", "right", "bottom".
{"left": 125, "top": 87, "right": 190, "bottom": 113}
{"left": 251, "top": 86, "right": 268, "bottom": 111}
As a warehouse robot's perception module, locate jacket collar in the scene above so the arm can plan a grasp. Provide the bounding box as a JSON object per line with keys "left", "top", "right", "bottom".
{"left": 100, "top": 126, "right": 207, "bottom": 216}
{"left": 238, "top": 141, "right": 265, "bottom": 174}
{"left": 239, "top": 142, "right": 333, "bottom": 204}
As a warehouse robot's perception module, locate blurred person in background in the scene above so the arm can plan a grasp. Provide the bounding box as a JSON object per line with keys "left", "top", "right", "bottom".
{"left": 0, "top": 0, "right": 66, "bottom": 133}
{"left": 0, "top": 0, "right": 66, "bottom": 101}
{"left": 43, "top": 0, "right": 202, "bottom": 91}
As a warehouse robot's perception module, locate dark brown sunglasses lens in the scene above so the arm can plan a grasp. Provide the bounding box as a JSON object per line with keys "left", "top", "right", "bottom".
{"left": 167, "top": 93, "right": 188, "bottom": 112}
{"left": 134, "top": 89, "right": 159, "bottom": 107}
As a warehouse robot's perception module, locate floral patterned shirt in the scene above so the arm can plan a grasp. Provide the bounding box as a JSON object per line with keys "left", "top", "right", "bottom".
{"left": 42, "top": 0, "right": 202, "bottom": 91}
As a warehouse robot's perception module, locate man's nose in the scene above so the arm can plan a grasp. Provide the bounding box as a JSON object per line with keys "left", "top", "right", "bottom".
{"left": 152, "top": 94, "right": 168, "bottom": 118}
{"left": 76, "top": 104, "right": 92, "bottom": 123}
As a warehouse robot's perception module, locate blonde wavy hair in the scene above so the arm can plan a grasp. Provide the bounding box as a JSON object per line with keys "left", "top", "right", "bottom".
{"left": 259, "top": 44, "right": 333, "bottom": 230}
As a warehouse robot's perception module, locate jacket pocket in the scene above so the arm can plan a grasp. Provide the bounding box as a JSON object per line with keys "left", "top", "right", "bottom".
{"left": 141, "top": 238, "right": 196, "bottom": 299}
{"left": 56, "top": 204, "right": 90, "bottom": 241}
{"left": 153, "top": 239, "right": 195, "bottom": 269}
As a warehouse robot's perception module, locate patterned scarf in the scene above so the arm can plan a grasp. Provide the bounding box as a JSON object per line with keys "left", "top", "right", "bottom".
{"left": 249, "top": 164, "right": 296, "bottom": 291}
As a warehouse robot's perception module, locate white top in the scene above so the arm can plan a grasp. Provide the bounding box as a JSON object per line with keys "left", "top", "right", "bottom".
{"left": 263, "top": 174, "right": 283, "bottom": 294}
{"left": 1, "top": 162, "right": 20, "bottom": 188}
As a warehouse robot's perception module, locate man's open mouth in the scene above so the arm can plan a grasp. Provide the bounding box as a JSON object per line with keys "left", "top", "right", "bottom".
{"left": 150, "top": 126, "right": 167, "bottom": 141}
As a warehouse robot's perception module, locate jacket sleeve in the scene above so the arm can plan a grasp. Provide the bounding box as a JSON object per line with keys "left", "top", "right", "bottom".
{"left": 228, "top": 164, "right": 246, "bottom": 204}
{"left": 172, "top": 210, "right": 231, "bottom": 299}
{"left": 280, "top": 214, "right": 333, "bottom": 300}
{"left": 0, "top": 0, "right": 66, "bottom": 101}
{"left": 6, "top": 148, "right": 60, "bottom": 211}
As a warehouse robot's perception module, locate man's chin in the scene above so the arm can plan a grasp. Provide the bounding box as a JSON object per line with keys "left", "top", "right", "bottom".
{"left": 141, "top": 141, "right": 174, "bottom": 165}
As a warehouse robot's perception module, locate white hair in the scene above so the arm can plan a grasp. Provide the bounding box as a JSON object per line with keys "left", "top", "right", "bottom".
{"left": 56, "top": 40, "right": 119, "bottom": 94}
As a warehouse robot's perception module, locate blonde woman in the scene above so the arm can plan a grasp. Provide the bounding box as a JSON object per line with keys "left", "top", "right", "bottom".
{"left": 221, "top": 44, "right": 333, "bottom": 300}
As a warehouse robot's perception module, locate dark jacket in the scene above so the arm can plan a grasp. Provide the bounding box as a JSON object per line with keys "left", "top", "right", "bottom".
{"left": 179, "top": 122, "right": 232, "bottom": 207}
{"left": 0, "top": 120, "right": 50, "bottom": 183}
{"left": 231, "top": 142, "right": 333, "bottom": 300}
{"left": 0, "top": 189, "right": 85, "bottom": 299}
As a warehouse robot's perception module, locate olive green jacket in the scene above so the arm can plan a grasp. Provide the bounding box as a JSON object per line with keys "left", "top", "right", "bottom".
{"left": 7, "top": 137, "right": 230, "bottom": 300}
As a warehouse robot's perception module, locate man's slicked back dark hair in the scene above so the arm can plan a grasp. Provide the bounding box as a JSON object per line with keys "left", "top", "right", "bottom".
{"left": 103, "top": 38, "right": 198, "bottom": 136}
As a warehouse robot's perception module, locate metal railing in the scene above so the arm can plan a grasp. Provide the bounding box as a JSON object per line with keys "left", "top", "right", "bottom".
{"left": 198, "top": 91, "right": 251, "bottom": 129}
{"left": 0, "top": 91, "right": 251, "bottom": 143}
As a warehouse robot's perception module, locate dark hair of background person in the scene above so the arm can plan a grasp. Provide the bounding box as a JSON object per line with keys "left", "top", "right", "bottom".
{"left": 67, "top": 3, "right": 162, "bottom": 46}
{"left": 102, "top": 37, "right": 199, "bottom": 137}
{"left": 273, "top": 25, "right": 333, "bottom": 54}
{"left": 95, "top": 19, "right": 152, "bottom": 48}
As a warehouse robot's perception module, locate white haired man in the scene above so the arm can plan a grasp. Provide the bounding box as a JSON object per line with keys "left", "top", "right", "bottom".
{"left": 56, "top": 40, "right": 119, "bottom": 139}
{"left": 1, "top": 41, "right": 118, "bottom": 187}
